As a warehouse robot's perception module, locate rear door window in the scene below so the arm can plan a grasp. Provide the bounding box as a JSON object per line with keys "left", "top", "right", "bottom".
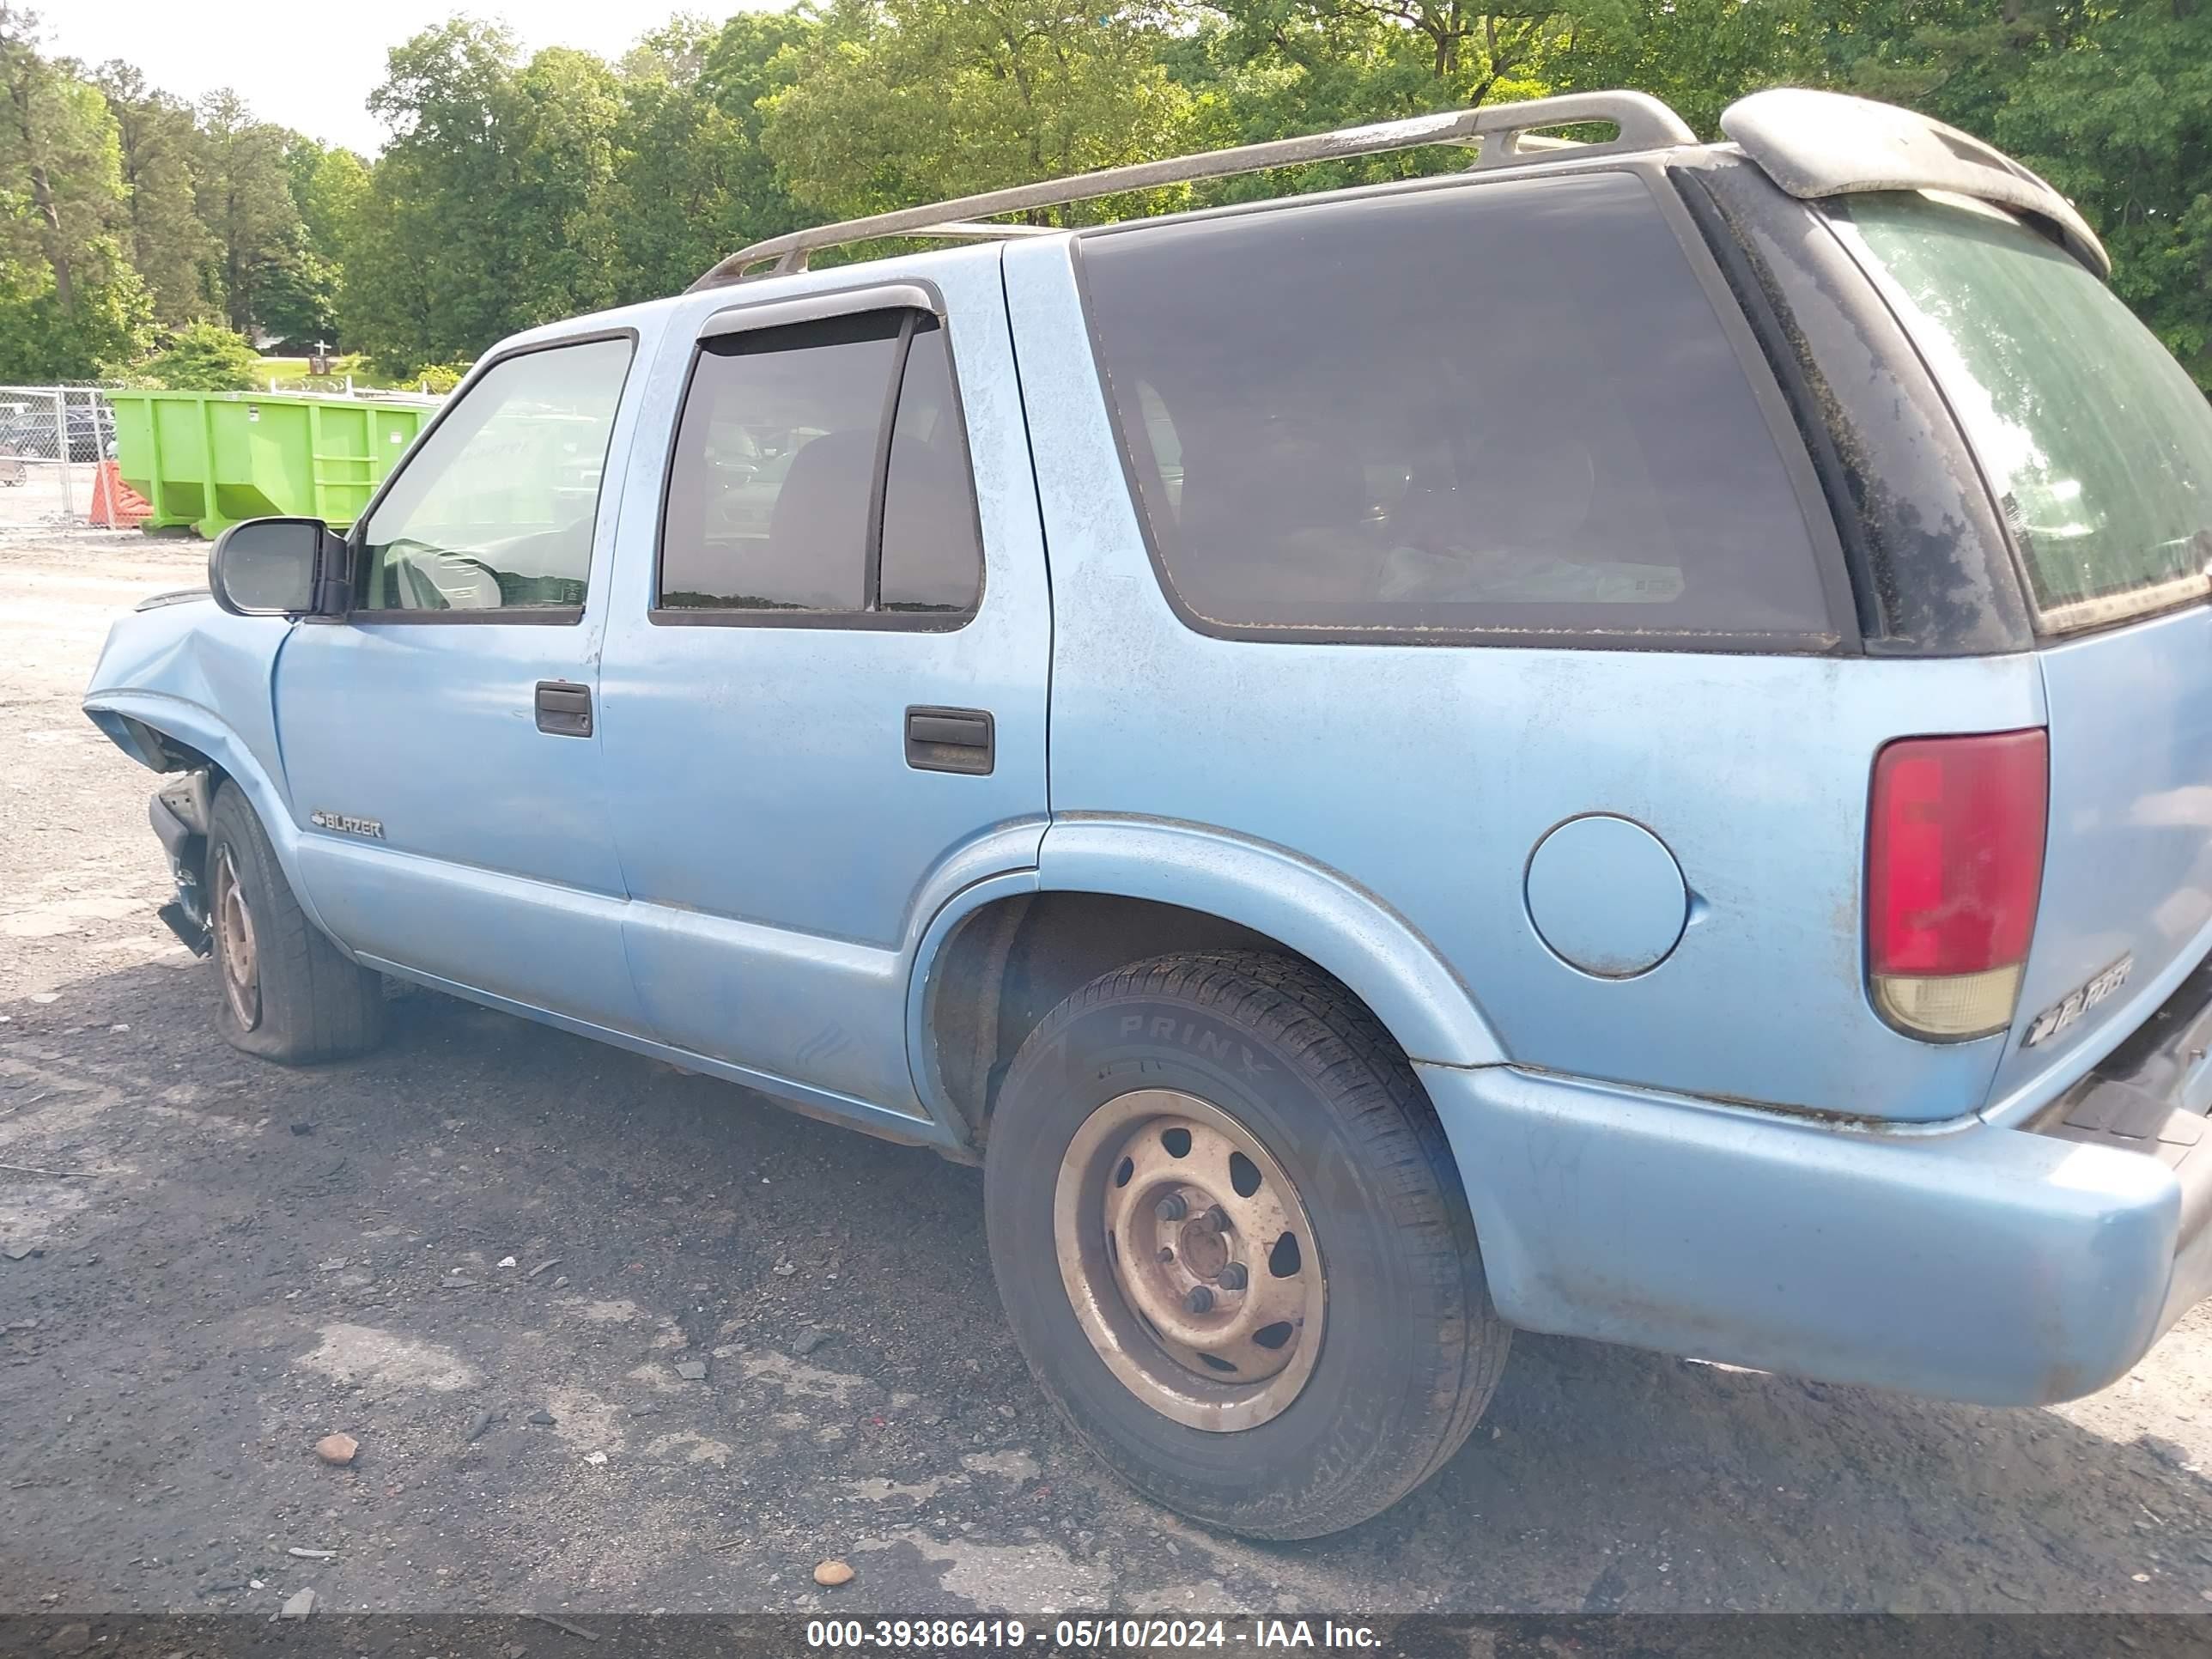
{"left": 1832, "top": 191, "right": 2212, "bottom": 632}
{"left": 659, "top": 309, "right": 983, "bottom": 623}
{"left": 1077, "top": 171, "right": 1834, "bottom": 642}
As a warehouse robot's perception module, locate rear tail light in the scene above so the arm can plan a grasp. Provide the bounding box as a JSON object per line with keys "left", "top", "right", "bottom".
{"left": 1867, "top": 729, "right": 2048, "bottom": 1040}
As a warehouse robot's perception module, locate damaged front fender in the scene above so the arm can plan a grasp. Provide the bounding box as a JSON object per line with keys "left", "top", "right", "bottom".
{"left": 81, "top": 592, "right": 328, "bottom": 941}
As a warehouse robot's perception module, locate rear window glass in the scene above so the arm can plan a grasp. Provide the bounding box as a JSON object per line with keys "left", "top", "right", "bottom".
{"left": 1836, "top": 192, "right": 2212, "bottom": 629}
{"left": 1077, "top": 171, "right": 1832, "bottom": 641}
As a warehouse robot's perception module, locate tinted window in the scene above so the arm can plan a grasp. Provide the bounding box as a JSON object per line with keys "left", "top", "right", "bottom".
{"left": 360, "top": 337, "right": 632, "bottom": 613}
{"left": 659, "top": 311, "right": 982, "bottom": 620}
{"left": 881, "top": 325, "right": 983, "bottom": 614}
{"left": 1838, "top": 192, "right": 2212, "bottom": 629}
{"left": 1079, "top": 173, "right": 1832, "bottom": 639}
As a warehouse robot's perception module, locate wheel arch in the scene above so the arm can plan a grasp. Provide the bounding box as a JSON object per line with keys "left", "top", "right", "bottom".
{"left": 908, "top": 818, "right": 1504, "bottom": 1148}
{"left": 82, "top": 692, "right": 332, "bottom": 939}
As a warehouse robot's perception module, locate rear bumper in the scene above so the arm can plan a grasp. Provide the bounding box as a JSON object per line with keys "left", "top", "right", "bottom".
{"left": 1421, "top": 978, "right": 2212, "bottom": 1405}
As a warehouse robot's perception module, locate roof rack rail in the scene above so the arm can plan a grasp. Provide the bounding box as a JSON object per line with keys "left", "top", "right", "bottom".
{"left": 690, "top": 89, "right": 1694, "bottom": 291}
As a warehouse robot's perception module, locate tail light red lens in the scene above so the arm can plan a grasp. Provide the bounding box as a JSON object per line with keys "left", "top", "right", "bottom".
{"left": 1867, "top": 729, "right": 2048, "bottom": 1039}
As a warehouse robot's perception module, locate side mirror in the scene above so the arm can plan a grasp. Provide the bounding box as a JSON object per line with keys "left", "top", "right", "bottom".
{"left": 208, "top": 517, "right": 349, "bottom": 617}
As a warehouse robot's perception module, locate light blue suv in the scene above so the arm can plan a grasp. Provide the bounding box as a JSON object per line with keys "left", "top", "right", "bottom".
{"left": 84, "top": 88, "right": 2212, "bottom": 1538}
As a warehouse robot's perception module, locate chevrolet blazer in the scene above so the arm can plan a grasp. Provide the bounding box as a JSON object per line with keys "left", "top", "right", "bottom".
{"left": 83, "top": 88, "right": 2212, "bottom": 1538}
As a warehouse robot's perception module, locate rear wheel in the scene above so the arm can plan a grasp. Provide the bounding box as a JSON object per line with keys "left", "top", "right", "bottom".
{"left": 206, "top": 782, "right": 385, "bottom": 1063}
{"left": 984, "top": 951, "right": 1509, "bottom": 1538}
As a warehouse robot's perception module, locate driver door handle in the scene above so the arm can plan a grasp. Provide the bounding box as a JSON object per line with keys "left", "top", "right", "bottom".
{"left": 536, "top": 681, "right": 593, "bottom": 738}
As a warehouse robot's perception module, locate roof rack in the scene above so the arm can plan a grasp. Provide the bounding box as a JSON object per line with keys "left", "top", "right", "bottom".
{"left": 690, "top": 89, "right": 1694, "bottom": 290}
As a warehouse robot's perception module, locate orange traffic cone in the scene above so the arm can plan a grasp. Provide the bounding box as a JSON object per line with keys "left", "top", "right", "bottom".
{"left": 88, "top": 459, "right": 152, "bottom": 528}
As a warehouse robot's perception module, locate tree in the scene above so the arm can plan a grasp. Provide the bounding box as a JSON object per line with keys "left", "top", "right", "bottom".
{"left": 0, "top": 8, "right": 150, "bottom": 377}
{"left": 286, "top": 137, "right": 368, "bottom": 260}
{"left": 192, "top": 88, "right": 302, "bottom": 336}
{"left": 0, "top": 238, "right": 151, "bottom": 379}
{"left": 249, "top": 136, "right": 369, "bottom": 347}
{"left": 762, "top": 0, "right": 1200, "bottom": 223}
{"left": 1966, "top": 3, "right": 2211, "bottom": 386}
{"left": 252, "top": 228, "right": 338, "bottom": 347}
{"left": 343, "top": 19, "right": 519, "bottom": 366}
{"left": 1547, "top": 0, "right": 1812, "bottom": 136}
{"left": 143, "top": 318, "right": 259, "bottom": 388}
{"left": 1163, "top": 0, "right": 1624, "bottom": 208}
{"left": 504, "top": 46, "right": 623, "bottom": 319}
{"left": 605, "top": 11, "right": 817, "bottom": 301}
{"left": 345, "top": 21, "right": 626, "bottom": 368}
{"left": 89, "top": 60, "right": 211, "bottom": 325}
{"left": 0, "top": 4, "right": 123, "bottom": 322}
{"left": 1780, "top": 1, "right": 2212, "bottom": 389}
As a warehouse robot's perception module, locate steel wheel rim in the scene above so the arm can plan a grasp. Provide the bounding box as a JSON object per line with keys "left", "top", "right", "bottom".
{"left": 211, "top": 845, "right": 260, "bottom": 1030}
{"left": 1054, "top": 1088, "right": 1326, "bottom": 1431}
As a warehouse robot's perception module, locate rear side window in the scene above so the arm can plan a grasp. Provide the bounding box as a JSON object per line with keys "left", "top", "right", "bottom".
{"left": 658, "top": 309, "right": 982, "bottom": 623}
{"left": 1079, "top": 172, "right": 1833, "bottom": 641}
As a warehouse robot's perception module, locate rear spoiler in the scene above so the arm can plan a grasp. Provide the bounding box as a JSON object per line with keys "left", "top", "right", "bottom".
{"left": 1720, "top": 88, "right": 2110, "bottom": 278}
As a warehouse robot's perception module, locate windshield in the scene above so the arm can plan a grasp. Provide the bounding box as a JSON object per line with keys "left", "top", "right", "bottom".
{"left": 1834, "top": 191, "right": 2212, "bottom": 630}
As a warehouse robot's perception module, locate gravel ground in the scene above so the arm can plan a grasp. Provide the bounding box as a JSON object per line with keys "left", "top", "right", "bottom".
{"left": 3, "top": 532, "right": 2211, "bottom": 1620}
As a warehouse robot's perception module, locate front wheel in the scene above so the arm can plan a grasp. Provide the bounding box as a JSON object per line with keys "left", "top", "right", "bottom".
{"left": 983, "top": 951, "right": 1510, "bottom": 1539}
{"left": 206, "top": 782, "right": 386, "bottom": 1063}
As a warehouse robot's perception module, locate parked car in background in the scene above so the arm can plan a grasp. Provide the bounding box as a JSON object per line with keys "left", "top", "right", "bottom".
{"left": 0, "top": 400, "right": 106, "bottom": 463}
{"left": 83, "top": 88, "right": 2212, "bottom": 1540}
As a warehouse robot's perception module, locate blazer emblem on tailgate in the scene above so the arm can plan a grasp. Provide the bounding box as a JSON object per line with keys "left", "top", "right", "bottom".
{"left": 2023, "top": 955, "right": 2132, "bottom": 1048}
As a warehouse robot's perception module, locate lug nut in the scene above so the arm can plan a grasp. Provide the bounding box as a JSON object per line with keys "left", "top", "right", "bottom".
{"left": 1155, "top": 1193, "right": 1188, "bottom": 1222}
{"left": 1218, "top": 1263, "right": 1249, "bottom": 1291}
{"left": 1205, "top": 1205, "right": 1231, "bottom": 1231}
{"left": 1183, "top": 1285, "right": 1214, "bottom": 1315}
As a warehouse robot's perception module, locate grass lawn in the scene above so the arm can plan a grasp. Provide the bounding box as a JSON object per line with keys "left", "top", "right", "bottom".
{"left": 248, "top": 354, "right": 432, "bottom": 392}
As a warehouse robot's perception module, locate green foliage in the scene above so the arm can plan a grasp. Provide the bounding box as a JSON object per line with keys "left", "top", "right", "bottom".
{"left": 1547, "top": 0, "right": 1818, "bottom": 137}
{"left": 252, "top": 230, "right": 340, "bottom": 348}
{"left": 410, "top": 360, "right": 470, "bottom": 393}
{"left": 271, "top": 137, "right": 370, "bottom": 347}
{"left": 342, "top": 21, "right": 629, "bottom": 368}
{"left": 0, "top": 0, "right": 2200, "bottom": 395}
{"left": 0, "top": 5, "right": 132, "bottom": 340}
{"left": 0, "top": 240, "right": 153, "bottom": 379}
{"left": 90, "top": 60, "right": 213, "bottom": 325}
{"left": 763, "top": 0, "right": 1200, "bottom": 224}
{"left": 603, "top": 12, "right": 816, "bottom": 301}
{"left": 1980, "top": 3, "right": 2212, "bottom": 385}
{"left": 193, "top": 88, "right": 304, "bottom": 335}
{"left": 143, "top": 318, "right": 259, "bottom": 388}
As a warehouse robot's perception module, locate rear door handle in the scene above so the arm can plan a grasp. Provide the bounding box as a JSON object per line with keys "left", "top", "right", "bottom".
{"left": 536, "top": 681, "right": 593, "bottom": 738}
{"left": 906, "top": 706, "right": 994, "bottom": 775}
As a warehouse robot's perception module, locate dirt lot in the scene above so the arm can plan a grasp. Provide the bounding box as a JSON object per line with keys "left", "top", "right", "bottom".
{"left": 3, "top": 531, "right": 2211, "bottom": 1620}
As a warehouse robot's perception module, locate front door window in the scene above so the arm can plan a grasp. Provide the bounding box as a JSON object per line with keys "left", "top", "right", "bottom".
{"left": 358, "top": 337, "right": 635, "bottom": 615}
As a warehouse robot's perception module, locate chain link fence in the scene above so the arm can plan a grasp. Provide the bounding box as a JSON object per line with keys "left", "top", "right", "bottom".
{"left": 0, "top": 386, "right": 131, "bottom": 539}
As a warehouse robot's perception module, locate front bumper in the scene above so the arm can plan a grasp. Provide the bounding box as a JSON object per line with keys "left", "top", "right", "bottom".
{"left": 1421, "top": 968, "right": 2212, "bottom": 1406}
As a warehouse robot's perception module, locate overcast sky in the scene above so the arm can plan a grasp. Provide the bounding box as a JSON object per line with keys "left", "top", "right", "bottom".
{"left": 50, "top": 2, "right": 786, "bottom": 155}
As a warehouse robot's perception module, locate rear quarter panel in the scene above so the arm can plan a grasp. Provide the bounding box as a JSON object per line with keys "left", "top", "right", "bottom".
{"left": 1005, "top": 236, "right": 2046, "bottom": 1122}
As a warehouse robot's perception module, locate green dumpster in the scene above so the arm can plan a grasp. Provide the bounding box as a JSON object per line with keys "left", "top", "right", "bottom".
{"left": 105, "top": 391, "right": 435, "bottom": 538}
